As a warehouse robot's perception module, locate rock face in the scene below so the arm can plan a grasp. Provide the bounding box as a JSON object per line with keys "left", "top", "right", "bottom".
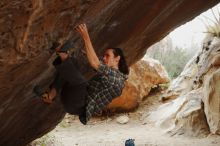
{"left": 149, "top": 35, "right": 220, "bottom": 137}
{"left": 150, "top": 88, "right": 209, "bottom": 137}
{"left": 107, "top": 58, "right": 169, "bottom": 112}
{"left": 203, "top": 65, "right": 220, "bottom": 134}
{"left": 0, "top": 0, "right": 219, "bottom": 145}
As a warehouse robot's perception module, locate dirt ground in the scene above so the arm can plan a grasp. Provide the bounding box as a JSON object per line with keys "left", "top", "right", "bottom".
{"left": 30, "top": 92, "right": 220, "bottom": 146}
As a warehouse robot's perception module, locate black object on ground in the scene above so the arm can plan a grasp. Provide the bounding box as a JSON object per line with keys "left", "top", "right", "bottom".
{"left": 125, "top": 139, "right": 135, "bottom": 146}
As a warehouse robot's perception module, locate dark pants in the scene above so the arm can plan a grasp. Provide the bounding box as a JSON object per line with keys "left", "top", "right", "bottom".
{"left": 51, "top": 56, "right": 87, "bottom": 115}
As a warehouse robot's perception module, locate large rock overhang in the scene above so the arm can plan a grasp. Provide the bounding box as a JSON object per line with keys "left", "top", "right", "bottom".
{"left": 0, "top": 0, "right": 219, "bottom": 145}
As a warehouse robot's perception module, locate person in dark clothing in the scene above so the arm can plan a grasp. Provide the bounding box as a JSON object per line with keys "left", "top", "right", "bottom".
{"left": 38, "top": 23, "right": 129, "bottom": 124}
{"left": 50, "top": 54, "right": 88, "bottom": 115}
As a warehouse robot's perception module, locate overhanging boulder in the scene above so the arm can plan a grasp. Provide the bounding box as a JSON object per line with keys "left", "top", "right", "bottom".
{"left": 0, "top": 0, "right": 219, "bottom": 145}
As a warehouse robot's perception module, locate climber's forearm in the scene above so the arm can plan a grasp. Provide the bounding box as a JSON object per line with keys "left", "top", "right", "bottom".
{"left": 76, "top": 24, "right": 100, "bottom": 70}
{"left": 82, "top": 34, "right": 100, "bottom": 70}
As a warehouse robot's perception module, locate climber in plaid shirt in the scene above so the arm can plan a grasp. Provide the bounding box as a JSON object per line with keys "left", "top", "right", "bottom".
{"left": 85, "top": 60, "right": 128, "bottom": 122}
{"left": 36, "top": 23, "right": 129, "bottom": 125}
{"left": 76, "top": 24, "right": 129, "bottom": 124}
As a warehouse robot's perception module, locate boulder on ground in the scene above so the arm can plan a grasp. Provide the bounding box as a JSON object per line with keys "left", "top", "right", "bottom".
{"left": 149, "top": 35, "right": 220, "bottom": 136}
{"left": 107, "top": 58, "right": 169, "bottom": 112}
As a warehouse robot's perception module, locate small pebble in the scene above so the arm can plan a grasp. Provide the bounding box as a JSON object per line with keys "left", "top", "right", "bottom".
{"left": 116, "top": 115, "right": 129, "bottom": 124}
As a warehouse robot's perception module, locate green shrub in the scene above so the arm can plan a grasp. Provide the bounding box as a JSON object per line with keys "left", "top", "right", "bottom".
{"left": 147, "top": 46, "right": 193, "bottom": 79}
{"left": 146, "top": 35, "right": 198, "bottom": 79}
{"left": 200, "top": 7, "right": 220, "bottom": 37}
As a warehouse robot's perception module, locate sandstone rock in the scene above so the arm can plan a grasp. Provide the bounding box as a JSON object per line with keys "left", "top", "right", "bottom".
{"left": 0, "top": 0, "right": 219, "bottom": 145}
{"left": 149, "top": 88, "right": 209, "bottom": 137}
{"left": 203, "top": 68, "right": 220, "bottom": 134}
{"left": 168, "top": 89, "right": 209, "bottom": 137}
{"left": 161, "top": 35, "right": 219, "bottom": 101}
{"left": 107, "top": 58, "right": 169, "bottom": 112}
{"left": 150, "top": 35, "right": 220, "bottom": 136}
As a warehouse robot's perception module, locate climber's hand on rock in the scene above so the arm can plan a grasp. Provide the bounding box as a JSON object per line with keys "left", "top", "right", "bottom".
{"left": 75, "top": 23, "right": 90, "bottom": 40}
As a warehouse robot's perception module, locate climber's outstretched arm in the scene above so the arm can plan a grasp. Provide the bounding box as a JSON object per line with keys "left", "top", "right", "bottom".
{"left": 75, "top": 24, "right": 100, "bottom": 70}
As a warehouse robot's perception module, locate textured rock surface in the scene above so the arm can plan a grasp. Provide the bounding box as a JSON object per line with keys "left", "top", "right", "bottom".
{"left": 171, "top": 89, "right": 209, "bottom": 137}
{"left": 161, "top": 35, "right": 217, "bottom": 101}
{"left": 150, "top": 35, "right": 220, "bottom": 136}
{"left": 203, "top": 68, "right": 220, "bottom": 134}
{"left": 107, "top": 58, "right": 169, "bottom": 112}
{"left": 149, "top": 88, "right": 209, "bottom": 137}
{"left": 0, "top": 0, "right": 219, "bottom": 145}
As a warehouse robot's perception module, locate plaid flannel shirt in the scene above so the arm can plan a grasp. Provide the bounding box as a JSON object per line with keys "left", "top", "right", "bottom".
{"left": 85, "top": 61, "right": 128, "bottom": 122}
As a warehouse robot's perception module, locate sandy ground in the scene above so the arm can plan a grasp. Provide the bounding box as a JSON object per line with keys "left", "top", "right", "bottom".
{"left": 30, "top": 92, "right": 220, "bottom": 146}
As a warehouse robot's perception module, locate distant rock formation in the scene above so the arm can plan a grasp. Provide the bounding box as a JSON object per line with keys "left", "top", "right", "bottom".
{"left": 107, "top": 58, "right": 169, "bottom": 112}
{"left": 149, "top": 34, "right": 220, "bottom": 136}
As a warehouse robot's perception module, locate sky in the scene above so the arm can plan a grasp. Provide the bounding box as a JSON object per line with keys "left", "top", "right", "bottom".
{"left": 169, "top": 3, "right": 220, "bottom": 48}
